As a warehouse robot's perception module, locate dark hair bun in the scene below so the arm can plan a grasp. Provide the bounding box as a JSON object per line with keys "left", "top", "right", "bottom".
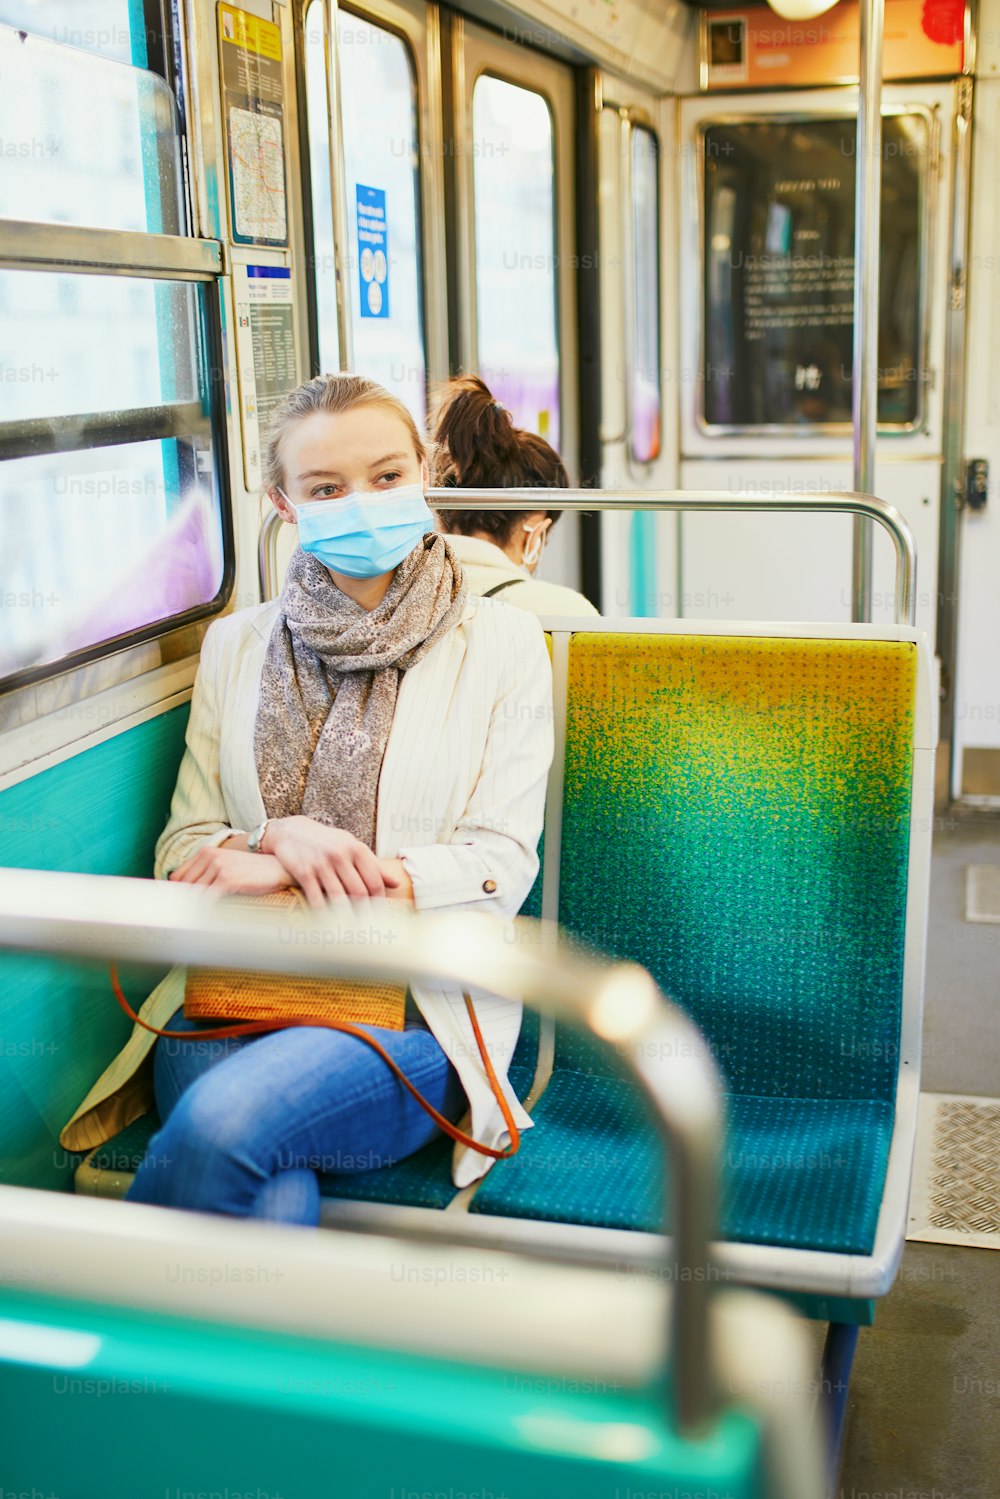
{"left": 432, "top": 375, "right": 567, "bottom": 544}
{"left": 433, "top": 375, "right": 519, "bottom": 483}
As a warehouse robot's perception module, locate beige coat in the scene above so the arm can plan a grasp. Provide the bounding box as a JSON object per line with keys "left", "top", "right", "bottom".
{"left": 60, "top": 594, "right": 554, "bottom": 1187}
{"left": 445, "top": 534, "right": 600, "bottom": 618}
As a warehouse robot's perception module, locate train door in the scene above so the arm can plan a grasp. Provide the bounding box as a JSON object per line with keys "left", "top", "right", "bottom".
{"left": 301, "top": 0, "right": 447, "bottom": 409}
{"left": 291, "top": 0, "right": 448, "bottom": 591}
{"left": 676, "top": 83, "right": 959, "bottom": 646}
{"left": 596, "top": 77, "right": 678, "bottom": 617}
{"left": 447, "top": 17, "right": 582, "bottom": 592}
{"left": 951, "top": 59, "right": 1000, "bottom": 805}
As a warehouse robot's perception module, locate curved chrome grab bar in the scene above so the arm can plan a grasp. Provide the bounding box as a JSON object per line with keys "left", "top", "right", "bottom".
{"left": 0, "top": 867, "right": 721, "bottom": 1437}
{"left": 258, "top": 487, "right": 916, "bottom": 624}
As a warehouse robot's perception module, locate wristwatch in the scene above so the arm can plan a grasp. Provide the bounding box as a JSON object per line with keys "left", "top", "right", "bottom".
{"left": 247, "top": 819, "right": 270, "bottom": 854}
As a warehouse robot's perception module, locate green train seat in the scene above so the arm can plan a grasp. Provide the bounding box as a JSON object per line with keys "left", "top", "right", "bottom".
{"left": 318, "top": 621, "right": 936, "bottom": 1309}
{"left": 37, "top": 620, "right": 933, "bottom": 1308}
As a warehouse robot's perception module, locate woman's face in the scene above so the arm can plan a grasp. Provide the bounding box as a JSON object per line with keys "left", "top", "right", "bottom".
{"left": 271, "top": 405, "right": 424, "bottom": 521}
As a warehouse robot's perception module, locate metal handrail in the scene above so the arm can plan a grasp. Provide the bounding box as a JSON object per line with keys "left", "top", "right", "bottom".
{"left": 851, "top": 0, "right": 886, "bottom": 621}
{"left": 0, "top": 867, "right": 721, "bottom": 1438}
{"left": 258, "top": 487, "right": 917, "bottom": 624}
{"left": 0, "top": 219, "right": 223, "bottom": 280}
{"left": 0, "top": 401, "right": 212, "bottom": 462}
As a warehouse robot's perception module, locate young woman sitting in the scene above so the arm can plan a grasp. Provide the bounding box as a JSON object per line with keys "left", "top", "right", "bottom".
{"left": 58, "top": 373, "right": 553, "bottom": 1227}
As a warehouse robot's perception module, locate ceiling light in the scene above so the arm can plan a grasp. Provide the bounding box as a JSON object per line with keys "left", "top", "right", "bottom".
{"left": 764, "top": 0, "right": 840, "bottom": 20}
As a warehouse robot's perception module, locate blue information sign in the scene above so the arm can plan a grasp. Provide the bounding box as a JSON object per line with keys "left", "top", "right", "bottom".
{"left": 356, "top": 184, "right": 389, "bottom": 319}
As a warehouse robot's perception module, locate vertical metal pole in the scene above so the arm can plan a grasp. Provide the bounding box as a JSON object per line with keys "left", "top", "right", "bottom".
{"left": 324, "top": 0, "right": 354, "bottom": 371}
{"left": 851, "top": 0, "right": 884, "bottom": 622}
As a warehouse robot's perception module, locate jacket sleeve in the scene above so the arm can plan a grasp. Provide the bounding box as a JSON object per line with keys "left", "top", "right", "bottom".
{"left": 154, "top": 622, "right": 245, "bottom": 879}
{"left": 397, "top": 611, "right": 553, "bottom": 917}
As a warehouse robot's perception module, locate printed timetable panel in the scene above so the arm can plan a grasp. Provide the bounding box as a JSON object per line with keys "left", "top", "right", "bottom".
{"left": 218, "top": 3, "right": 289, "bottom": 248}
{"left": 700, "top": 113, "right": 929, "bottom": 432}
{"left": 234, "top": 263, "right": 297, "bottom": 490}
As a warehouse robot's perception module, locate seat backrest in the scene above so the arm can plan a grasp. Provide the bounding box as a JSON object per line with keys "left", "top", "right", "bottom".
{"left": 545, "top": 625, "right": 931, "bottom": 1105}
{"left": 0, "top": 706, "right": 189, "bottom": 1189}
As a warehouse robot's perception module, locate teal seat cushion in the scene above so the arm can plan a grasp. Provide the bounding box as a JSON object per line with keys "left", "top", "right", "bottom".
{"left": 87, "top": 1112, "right": 162, "bottom": 1174}
{"left": 470, "top": 1071, "right": 894, "bottom": 1254}
{"left": 89, "top": 1072, "right": 893, "bottom": 1253}
{"left": 318, "top": 1008, "right": 540, "bottom": 1207}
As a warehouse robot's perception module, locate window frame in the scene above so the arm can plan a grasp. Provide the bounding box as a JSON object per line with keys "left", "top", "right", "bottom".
{"left": 449, "top": 15, "right": 579, "bottom": 482}
{"left": 296, "top": 0, "right": 434, "bottom": 416}
{"left": 0, "top": 18, "right": 235, "bottom": 697}
{"left": 694, "top": 105, "right": 935, "bottom": 437}
{"left": 468, "top": 66, "right": 563, "bottom": 448}
{"left": 625, "top": 117, "right": 662, "bottom": 471}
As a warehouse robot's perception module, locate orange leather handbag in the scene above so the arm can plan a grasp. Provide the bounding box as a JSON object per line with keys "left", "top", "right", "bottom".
{"left": 110, "top": 890, "right": 521, "bottom": 1160}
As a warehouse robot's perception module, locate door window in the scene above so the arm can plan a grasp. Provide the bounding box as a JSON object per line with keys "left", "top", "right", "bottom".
{"left": 630, "top": 125, "right": 661, "bottom": 464}
{"left": 472, "top": 75, "right": 560, "bottom": 449}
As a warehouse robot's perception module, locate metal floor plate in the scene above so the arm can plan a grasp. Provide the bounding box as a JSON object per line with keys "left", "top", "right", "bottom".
{"left": 907, "top": 1092, "right": 1000, "bottom": 1249}
{"left": 964, "top": 864, "right": 1000, "bottom": 923}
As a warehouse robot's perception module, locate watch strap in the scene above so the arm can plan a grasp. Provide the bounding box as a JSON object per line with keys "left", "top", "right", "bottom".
{"left": 247, "top": 819, "right": 270, "bottom": 854}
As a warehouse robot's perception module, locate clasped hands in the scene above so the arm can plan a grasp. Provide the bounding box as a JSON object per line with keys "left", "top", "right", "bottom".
{"left": 168, "top": 814, "right": 414, "bottom": 908}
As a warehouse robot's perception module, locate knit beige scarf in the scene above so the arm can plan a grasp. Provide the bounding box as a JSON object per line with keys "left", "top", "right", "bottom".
{"left": 255, "top": 534, "right": 467, "bottom": 849}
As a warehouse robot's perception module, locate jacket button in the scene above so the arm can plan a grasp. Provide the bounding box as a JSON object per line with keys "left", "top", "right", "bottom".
{"left": 482, "top": 879, "right": 497, "bottom": 894}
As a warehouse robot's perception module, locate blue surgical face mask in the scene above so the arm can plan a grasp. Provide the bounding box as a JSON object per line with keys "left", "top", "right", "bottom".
{"left": 281, "top": 481, "right": 434, "bottom": 579}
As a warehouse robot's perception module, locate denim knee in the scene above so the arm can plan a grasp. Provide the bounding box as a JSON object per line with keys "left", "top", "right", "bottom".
{"left": 142, "top": 1075, "right": 272, "bottom": 1212}
{"left": 175, "top": 1076, "right": 269, "bottom": 1159}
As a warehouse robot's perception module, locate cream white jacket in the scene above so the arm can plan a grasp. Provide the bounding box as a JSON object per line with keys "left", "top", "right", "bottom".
{"left": 445, "top": 534, "right": 599, "bottom": 618}
{"left": 61, "top": 594, "right": 554, "bottom": 1187}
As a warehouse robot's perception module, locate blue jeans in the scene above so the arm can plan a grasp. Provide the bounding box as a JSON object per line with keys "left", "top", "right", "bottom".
{"left": 125, "top": 1006, "right": 466, "bottom": 1226}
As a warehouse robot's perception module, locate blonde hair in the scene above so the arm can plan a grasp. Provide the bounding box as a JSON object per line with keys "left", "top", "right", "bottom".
{"left": 261, "top": 373, "right": 428, "bottom": 495}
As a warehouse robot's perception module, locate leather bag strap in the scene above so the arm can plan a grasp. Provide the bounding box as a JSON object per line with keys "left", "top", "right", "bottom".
{"left": 109, "top": 966, "right": 521, "bottom": 1160}
{"left": 481, "top": 578, "right": 522, "bottom": 598}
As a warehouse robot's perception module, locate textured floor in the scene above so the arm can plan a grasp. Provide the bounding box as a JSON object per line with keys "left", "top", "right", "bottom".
{"left": 838, "top": 816, "right": 1000, "bottom": 1498}
{"left": 922, "top": 816, "right": 1000, "bottom": 1096}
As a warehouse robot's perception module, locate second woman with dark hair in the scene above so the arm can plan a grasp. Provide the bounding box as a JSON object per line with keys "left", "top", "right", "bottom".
{"left": 433, "top": 376, "right": 598, "bottom": 618}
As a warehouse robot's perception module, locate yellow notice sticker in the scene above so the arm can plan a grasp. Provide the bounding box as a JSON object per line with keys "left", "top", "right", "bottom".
{"left": 218, "top": 3, "right": 282, "bottom": 62}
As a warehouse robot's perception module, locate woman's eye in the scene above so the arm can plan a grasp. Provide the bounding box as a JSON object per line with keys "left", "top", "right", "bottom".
{"left": 378, "top": 471, "right": 402, "bottom": 486}
{"left": 312, "top": 484, "right": 340, "bottom": 499}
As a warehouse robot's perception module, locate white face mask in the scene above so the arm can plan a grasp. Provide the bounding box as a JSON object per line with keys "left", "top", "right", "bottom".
{"left": 522, "top": 521, "right": 547, "bottom": 571}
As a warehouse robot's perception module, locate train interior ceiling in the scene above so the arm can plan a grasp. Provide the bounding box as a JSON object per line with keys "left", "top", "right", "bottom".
{"left": 1, "top": 0, "right": 999, "bottom": 1495}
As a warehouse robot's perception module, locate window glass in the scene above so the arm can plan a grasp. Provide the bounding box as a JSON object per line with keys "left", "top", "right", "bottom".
{"left": 0, "top": 268, "right": 225, "bottom": 681}
{"left": 0, "top": 439, "right": 224, "bottom": 677}
{"left": 0, "top": 1, "right": 139, "bottom": 65}
{"left": 0, "top": 9, "right": 230, "bottom": 689}
{"left": 473, "top": 76, "right": 559, "bottom": 450}
{"left": 304, "top": 0, "right": 340, "bottom": 374}
{"left": 0, "top": 271, "right": 200, "bottom": 420}
{"left": 701, "top": 114, "right": 928, "bottom": 429}
{"left": 0, "top": 25, "right": 183, "bottom": 234}
{"left": 338, "top": 11, "right": 425, "bottom": 425}
{"left": 631, "top": 125, "right": 661, "bottom": 464}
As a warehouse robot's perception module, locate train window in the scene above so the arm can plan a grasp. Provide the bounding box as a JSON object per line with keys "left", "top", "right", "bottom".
{"left": 630, "top": 125, "right": 661, "bottom": 465}
{"left": 0, "top": 22, "right": 230, "bottom": 689}
{"left": 700, "top": 112, "right": 930, "bottom": 430}
{"left": 303, "top": 0, "right": 340, "bottom": 374}
{"left": 0, "top": 24, "right": 183, "bottom": 235}
{"left": 0, "top": 271, "right": 201, "bottom": 416}
{"left": 472, "top": 75, "right": 560, "bottom": 449}
{"left": 338, "top": 9, "right": 426, "bottom": 423}
{"left": 0, "top": 432, "right": 222, "bottom": 678}
{"left": 0, "top": 0, "right": 139, "bottom": 65}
